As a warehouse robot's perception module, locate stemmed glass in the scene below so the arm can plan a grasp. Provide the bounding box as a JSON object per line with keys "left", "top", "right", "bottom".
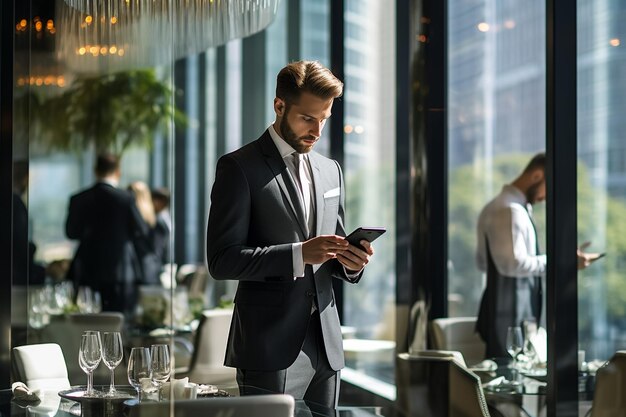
{"left": 79, "top": 332, "right": 102, "bottom": 396}
{"left": 76, "top": 286, "right": 94, "bottom": 313}
{"left": 102, "top": 332, "right": 124, "bottom": 395}
{"left": 150, "top": 344, "right": 171, "bottom": 402}
{"left": 128, "top": 347, "right": 151, "bottom": 402}
{"left": 506, "top": 326, "right": 524, "bottom": 384}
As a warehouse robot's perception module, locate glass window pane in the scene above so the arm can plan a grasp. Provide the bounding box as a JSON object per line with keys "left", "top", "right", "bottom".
{"left": 302, "top": 0, "right": 331, "bottom": 157}
{"left": 343, "top": 0, "right": 396, "bottom": 385}
{"left": 447, "top": 1, "right": 546, "bottom": 321}
{"left": 577, "top": 0, "right": 626, "bottom": 366}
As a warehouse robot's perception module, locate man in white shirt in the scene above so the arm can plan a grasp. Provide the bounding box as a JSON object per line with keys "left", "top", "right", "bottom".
{"left": 475, "top": 153, "right": 594, "bottom": 357}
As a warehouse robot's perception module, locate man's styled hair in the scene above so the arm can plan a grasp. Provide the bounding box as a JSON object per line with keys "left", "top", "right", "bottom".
{"left": 276, "top": 61, "right": 344, "bottom": 105}
{"left": 522, "top": 152, "right": 546, "bottom": 174}
{"left": 95, "top": 153, "right": 120, "bottom": 177}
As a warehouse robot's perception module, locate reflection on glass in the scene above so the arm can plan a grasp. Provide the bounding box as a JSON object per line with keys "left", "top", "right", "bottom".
{"left": 577, "top": 0, "right": 626, "bottom": 362}
{"left": 447, "top": 1, "right": 546, "bottom": 318}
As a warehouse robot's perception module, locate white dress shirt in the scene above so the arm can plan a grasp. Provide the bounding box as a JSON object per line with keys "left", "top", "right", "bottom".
{"left": 476, "top": 184, "right": 546, "bottom": 277}
{"left": 268, "top": 125, "right": 360, "bottom": 280}
{"left": 269, "top": 125, "right": 314, "bottom": 279}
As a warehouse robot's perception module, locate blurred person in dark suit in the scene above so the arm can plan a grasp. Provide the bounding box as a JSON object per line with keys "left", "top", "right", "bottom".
{"left": 12, "top": 160, "right": 45, "bottom": 285}
{"left": 150, "top": 187, "right": 171, "bottom": 266}
{"left": 128, "top": 181, "right": 161, "bottom": 285}
{"left": 65, "top": 154, "right": 148, "bottom": 316}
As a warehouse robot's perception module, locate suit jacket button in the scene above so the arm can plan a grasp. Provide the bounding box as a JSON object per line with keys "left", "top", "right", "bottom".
{"left": 306, "top": 291, "right": 314, "bottom": 297}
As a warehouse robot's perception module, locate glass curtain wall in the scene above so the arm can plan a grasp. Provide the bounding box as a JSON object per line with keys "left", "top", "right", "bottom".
{"left": 342, "top": 0, "right": 397, "bottom": 385}
{"left": 301, "top": 0, "right": 331, "bottom": 157}
{"left": 577, "top": 0, "right": 626, "bottom": 365}
{"left": 11, "top": 0, "right": 180, "bottom": 385}
{"left": 8, "top": 0, "right": 400, "bottom": 393}
{"left": 447, "top": 0, "right": 546, "bottom": 318}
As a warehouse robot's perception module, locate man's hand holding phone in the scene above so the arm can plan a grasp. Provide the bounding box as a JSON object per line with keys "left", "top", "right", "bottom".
{"left": 336, "top": 227, "right": 384, "bottom": 272}
{"left": 577, "top": 241, "right": 606, "bottom": 269}
{"left": 337, "top": 239, "right": 374, "bottom": 272}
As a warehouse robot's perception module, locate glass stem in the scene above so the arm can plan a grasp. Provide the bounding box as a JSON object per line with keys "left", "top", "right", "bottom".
{"left": 157, "top": 383, "right": 162, "bottom": 402}
{"left": 110, "top": 369, "right": 115, "bottom": 392}
{"left": 87, "top": 371, "right": 93, "bottom": 395}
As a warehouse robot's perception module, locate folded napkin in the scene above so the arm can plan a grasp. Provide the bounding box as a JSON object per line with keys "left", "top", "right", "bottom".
{"left": 161, "top": 378, "right": 197, "bottom": 400}
{"left": 11, "top": 382, "right": 40, "bottom": 403}
{"left": 481, "top": 376, "right": 505, "bottom": 388}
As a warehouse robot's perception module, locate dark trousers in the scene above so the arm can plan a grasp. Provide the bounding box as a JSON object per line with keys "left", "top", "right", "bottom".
{"left": 236, "top": 311, "right": 340, "bottom": 409}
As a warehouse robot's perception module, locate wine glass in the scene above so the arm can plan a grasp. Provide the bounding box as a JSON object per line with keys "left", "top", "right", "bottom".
{"left": 128, "top": 347, "right": 151, "bottom": 402}
{"left": 506, "top": 326, "right": 524, "bottom": 384}
{"left": 150, "top": 344, "right": 171, "bottom": 401}
{"left": 79, "top": 332, "right": 102, "bottom": 396}
{"left": 76, "top": 286, "right": 94, "bottom": 313}
{"left": 102, "top": 332, "right": 124, "bottom": 395}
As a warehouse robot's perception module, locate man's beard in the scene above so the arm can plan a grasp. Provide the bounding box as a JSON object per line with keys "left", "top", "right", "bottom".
{"left": 279, "top": 115, "right": 317, "bottom": 154}
{"left": 526, "top": 180, "right": 543, "bottom": 204}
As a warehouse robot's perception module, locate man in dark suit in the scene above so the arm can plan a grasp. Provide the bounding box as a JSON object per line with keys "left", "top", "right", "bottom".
{"left": 206, "top": 61, "right": 374, "bottom": 408}
{"left": 66, "top": 153, "right": 148, "bottom": 317}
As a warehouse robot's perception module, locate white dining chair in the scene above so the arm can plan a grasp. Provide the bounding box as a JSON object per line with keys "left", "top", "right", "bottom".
{"left": 12, "top": 343, "right": 71, "bottom": 392}
{"left": 178, "top": 308, "right": 236, "bottom": 385}
{"left": 429, "top": 317, "right": 486, "bottom": 366}
{"left": 590, "top": 350, "right": 626, "bottom": 417}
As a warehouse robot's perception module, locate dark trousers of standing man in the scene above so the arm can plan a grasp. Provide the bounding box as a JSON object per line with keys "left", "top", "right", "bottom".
{"left": 236, "top": 311, "right": 340, "bottom": 410}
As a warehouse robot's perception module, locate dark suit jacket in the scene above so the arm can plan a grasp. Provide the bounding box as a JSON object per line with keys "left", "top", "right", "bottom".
{"left": 206, "top": 131, "right": 362, "bottom": 372}
{"left": 66, "top": 182, "right": 148, "bottom": 314}
{"left": 476, "top": 240, "right": 542, "bottom": 358}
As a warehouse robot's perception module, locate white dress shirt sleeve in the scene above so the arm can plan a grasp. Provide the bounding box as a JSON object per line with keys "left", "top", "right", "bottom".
{"left": 485, "top": 206, "right": 547, "bottom": 277}
{"left": 292, "top": 242, "right": 305, "bottom": 279}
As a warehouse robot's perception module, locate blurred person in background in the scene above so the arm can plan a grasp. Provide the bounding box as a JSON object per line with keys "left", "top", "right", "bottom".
{"left": 65, "top": 153, "right": 148, "bottom": 317}
{"left": 12, "top": 160, "right": 45, "bottom": 285}
{"left": 151, "top": 187, "right": 171, "bottom": 266}
{"left": 129, "top": 181, "right": 161, "bottom": 285}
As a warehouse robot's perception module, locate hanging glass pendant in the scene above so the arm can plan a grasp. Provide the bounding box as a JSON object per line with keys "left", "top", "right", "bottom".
{"left": 57, "top": 0, "right": 280, "bottom": 74}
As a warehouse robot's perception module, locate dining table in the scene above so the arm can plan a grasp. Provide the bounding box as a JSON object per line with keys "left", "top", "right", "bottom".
{"left": 475, "top": 358, "right": 595, "bottom": 417}
{"left": 1, "top": 385, "right": 385, "bottom": 417}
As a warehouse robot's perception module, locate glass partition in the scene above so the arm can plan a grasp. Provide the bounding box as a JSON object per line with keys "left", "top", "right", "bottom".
{"left": 10, "top": 0, "right": 282, "bottom": 391}
{"left": 447, "top": 1, "right": 546, "bottom": 318}
{"left": 577, "top": 0, "right": 626, "bottom": 370}
{"left": 342, "top": 0, "right": 397, "bottom": 386}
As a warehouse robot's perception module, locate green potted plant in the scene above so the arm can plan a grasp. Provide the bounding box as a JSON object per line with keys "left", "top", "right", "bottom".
{"left": 30, "top": 69, "right": 185, "bottom": 156}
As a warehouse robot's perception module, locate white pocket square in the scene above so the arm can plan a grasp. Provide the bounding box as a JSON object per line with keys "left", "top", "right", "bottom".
{"left": 323, "top": 187, "right": 340, "bottom": 198}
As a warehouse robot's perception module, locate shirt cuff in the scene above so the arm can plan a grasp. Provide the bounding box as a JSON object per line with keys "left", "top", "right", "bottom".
{"left": 292, "top": 243, "right": 305, "bottom": 279}
{"left": 343, "top": 266, "right": 362, "bottom": 279}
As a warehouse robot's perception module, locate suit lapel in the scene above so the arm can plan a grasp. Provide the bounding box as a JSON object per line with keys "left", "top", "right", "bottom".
{"left": 258, "top": 132, "right": 309, "bottom": 239}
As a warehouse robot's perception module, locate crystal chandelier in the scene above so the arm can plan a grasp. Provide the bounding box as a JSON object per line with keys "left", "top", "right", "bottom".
{"left": 57, "top": 0, "right": 280, "bottom": 73}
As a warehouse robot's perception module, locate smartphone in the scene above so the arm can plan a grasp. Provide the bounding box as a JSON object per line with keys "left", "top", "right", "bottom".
{"left": 345, "top": 227, "right": 386, "bottom": 250}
